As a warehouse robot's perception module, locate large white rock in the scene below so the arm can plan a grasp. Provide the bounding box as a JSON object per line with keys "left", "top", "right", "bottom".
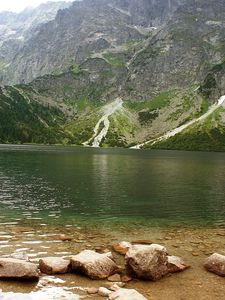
{"left": 39, "top": 257, "right": 71, "bottom": 275}
{"left": 0, "top": 258, "right": 39, "bottom": 280}
{"left": 204, "top": 253, "right": 225, "bottom": 276}
{"left": 109, "top": 288, "right": 148, "bottom": 300}
{"left": 125, "top": 244, "right": 169, "bottom": 281}
{"left": 71, "top": 250, "right": 118, "bottom": 279}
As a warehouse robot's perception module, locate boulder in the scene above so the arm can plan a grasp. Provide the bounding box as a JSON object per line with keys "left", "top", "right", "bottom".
{"left": 113, "top": 241, "right": 132, "bottom": 255}
{"left": 39, "top": 257, "right": 71, "bottom": 275}
{"left": 0, "top": 258, "right": 39, "bottom": 280}
{"left": 109, "top": 288, "right": 148, "bottom": 300}
{"left": 71, "top": 250, "right": 118, "bottom": 279}
{"left": 167, "top": 255, "right": 190, "bottom": 273}
{"left": 204, "top": 253, "right": 225, "bottom": 276}
{"left": 125, "top": 244, "right": 169, "bottom": 280}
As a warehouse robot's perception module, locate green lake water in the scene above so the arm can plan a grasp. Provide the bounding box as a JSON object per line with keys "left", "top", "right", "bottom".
{"left": 0, "top": 144, "right": 225, "bottom": 229}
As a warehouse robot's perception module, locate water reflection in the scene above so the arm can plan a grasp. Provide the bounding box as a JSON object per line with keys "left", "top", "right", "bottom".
{"left": 0, "top": 146, "right": 225, "bottom": 226}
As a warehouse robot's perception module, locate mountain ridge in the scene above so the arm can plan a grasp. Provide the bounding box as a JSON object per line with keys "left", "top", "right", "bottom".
{"left": 0, "top": 0, "right": 225, "bottom": 151}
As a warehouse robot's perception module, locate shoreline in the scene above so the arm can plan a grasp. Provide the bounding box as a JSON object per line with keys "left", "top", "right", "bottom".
{"left": 1, "top": 143, "right": 225, "bottom": 155}
{"left": 0, "top": 222, "right": 225, "bottom": 299}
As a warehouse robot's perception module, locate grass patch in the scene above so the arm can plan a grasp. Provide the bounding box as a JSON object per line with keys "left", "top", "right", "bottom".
{"left": 125, "top": 90, "right": 177, "bottom": 111}
{"left": 195, "top": 98, "right": 211, "bottom": 117}
{"left": 103, "top": 53, "right": 125, "bottom": 68}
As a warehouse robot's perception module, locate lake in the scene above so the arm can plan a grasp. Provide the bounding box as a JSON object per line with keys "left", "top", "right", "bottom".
{"left": 0, "top": 144, "right": 225, "bottom": 228}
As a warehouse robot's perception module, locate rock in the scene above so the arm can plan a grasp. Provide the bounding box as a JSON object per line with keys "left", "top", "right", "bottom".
{"left": 167, "top": 256, "right": 190, "bottom": 273}
{"left": 105, "top": 252, "right": 114, "bottom": 260}
{"left": 71, "top": 250, "right": 118, "bottom": 279}
{"left": 113, "top": 241, "right": 132, "bottom": 255}
{"left": 108, "top": 283, "right": 125, "bottom": 291}
{"left": 58, "top": 234, "right": 73, "bottom": 241}
{"left": 125, "top": 244, "right": 169, "bottom": 281}
{"left": 98, "top": 287, "right": 112, "bottom": 297}
{"left": 103, "top": 248, "right": 111, "bottom": 254}
{"left": 10, "top": 252, "right": 28, "bottom": 261}
{"left": 191, "top": 252, "right": 199, "bottom": 257}
{"left": 39, "top": 257, "right": 71, "bottom": 275}
{"left": 109, "top": 288, "right": 148, "bottom": 300}
{"left": 204, "top": 253, "right": 225, "bottom": 276}
{"left": 13, "top": 227, "right": 34, "bottom": 233}
{"left": 86, "top": 287, "right": 99, "bottom": 294}
{"left": 121, "top": 274, "right": 132, "bottom": 282}
{"left": 0, "top": 258, "right": 39, "bottom": 280}
{"left": 131, "top": 240, "right": 153, "bottom": 245}
{"left": 108, "top": 273, "right": 121, "bottom": 282}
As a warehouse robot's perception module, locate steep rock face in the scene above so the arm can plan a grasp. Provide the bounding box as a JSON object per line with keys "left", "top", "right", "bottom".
{"left": 0, "top": 1, "right": 72, "bottom": 83}
{"left": 0, "top": 0, "right": 184, "bottom": 85}
{"left": 124, "top": 0, "right": 225, "bottom": 100}
{"left": 0, "top": 1, "right": 72, "bottom": 43}
{"left": 112, "top": 0, "right": 185, "bottom": 26}
{"left": 1, "top": 0, "right": 225, "bottom": 94}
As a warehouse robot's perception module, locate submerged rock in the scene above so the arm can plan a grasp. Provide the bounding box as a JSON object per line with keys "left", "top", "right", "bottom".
{"left": 11, "top": 252, "right": 29, "bottom": 261}
{"left": 108, "top": 273, "right": 121, "bottom": 282}
{"left": 39, "top": 257, "right": 71, "bottom": 275}
{"left": 131, "top": 240, "right": 153, "bottom": 245}
{"left": 125, "top": 244, "right": 169, "bottom": 281}
{"left": 204, "top": 253, "right": 225, "bottom": 276}
{"left": 0, "top": 258, "right": 39, "bottom": 280}
{"left": 58, "top": 234, "right": 73, "bottom": 241}
{"left": 121, "top": 274, "right": 132, "bottom": 282}
{"left": 71, "top": 250, "right": 118, "bottom": 279}
{"left": 86, "top": 287, "right": 99, "bottom": 294}
{"left": 109, "top": 288, "right": 148, "bottom": 300}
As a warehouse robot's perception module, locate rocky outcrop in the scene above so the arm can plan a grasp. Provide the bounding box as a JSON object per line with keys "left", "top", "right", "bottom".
{"left": 109, "top": 288, "right": 148, "bottom": 300}
{"left": 0, "top": 2, "right": 72, "bottom": 84}
{"left": 0, "top": 0, "right": 190, "bottom": 86}
{"left": 71, "top": 250, "right": 118, "bottom": 279}
{"left": 0, "top": 258, "right": 39, "bottom": 280}
{"left": 204, "top": 253, "right": 225, "bottom": 276}
{"left": 39, "top": 257, "right": 71, "bottom": 275}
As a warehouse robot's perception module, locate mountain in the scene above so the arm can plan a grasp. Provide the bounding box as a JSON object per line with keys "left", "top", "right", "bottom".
{"left": 0, "top": 0, "right": 184, "bottom": 85}
{"left": 0, "top": 1, "right": 72, "bottom": 82}
{"left": 0, "top": 0, "right": 225, "bottom": 151}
